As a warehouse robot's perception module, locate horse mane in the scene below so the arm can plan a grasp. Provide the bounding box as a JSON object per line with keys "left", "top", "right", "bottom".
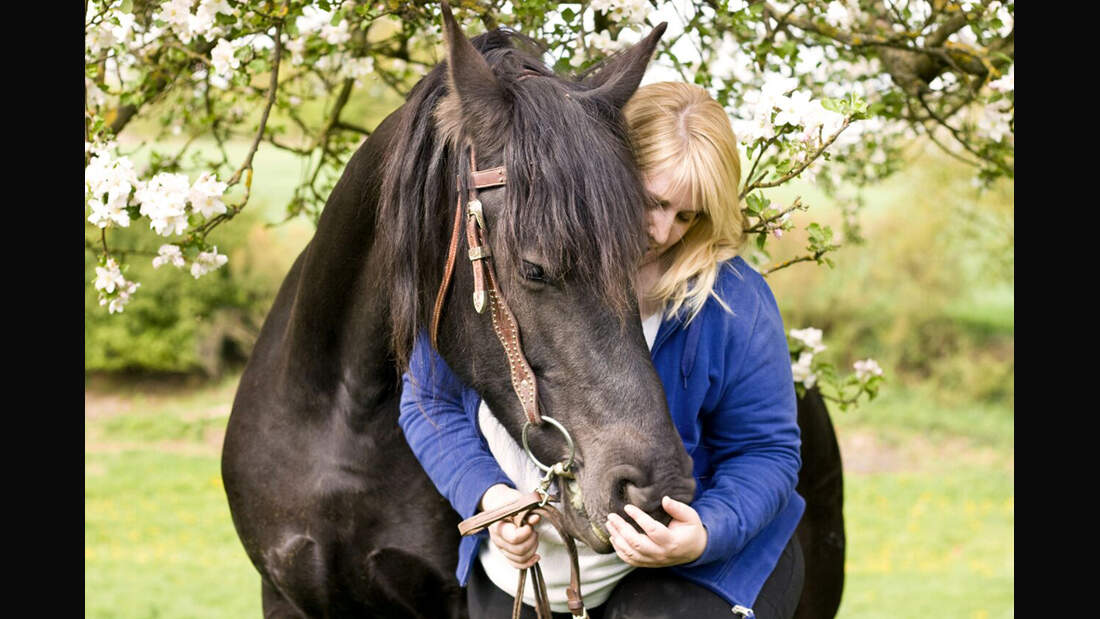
{"left": 378, "top": 29, "right": 649, "bottom": 370}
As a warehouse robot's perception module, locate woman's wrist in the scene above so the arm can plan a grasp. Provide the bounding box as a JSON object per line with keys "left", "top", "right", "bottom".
{"left": 479, "top": 483, "right": 517, "bottom": 512}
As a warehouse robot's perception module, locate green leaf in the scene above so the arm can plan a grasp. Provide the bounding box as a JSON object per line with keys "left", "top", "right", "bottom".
{"left": 561, "top": 7, "right": 575, "bottom": 21}
{"left": 120, "top": 0, "right": 133, "bottom": 13}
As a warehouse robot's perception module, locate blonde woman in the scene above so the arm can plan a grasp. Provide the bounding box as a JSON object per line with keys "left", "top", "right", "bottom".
{"left": 400, "top": 82, "right": 805, "bottom": 618}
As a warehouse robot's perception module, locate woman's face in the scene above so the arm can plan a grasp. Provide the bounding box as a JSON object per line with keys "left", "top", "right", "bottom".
{"left": 640, "top": 169, "right": 700, "bottom": 266}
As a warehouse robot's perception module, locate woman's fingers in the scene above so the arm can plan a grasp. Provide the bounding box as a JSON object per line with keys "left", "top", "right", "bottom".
{"left": 490, "top": 521, "right": 539, "bottom": 564}
{"left": 606, "top": 512, "right": 662, "bottom": 557}
{"left": 623, "top": 504, "right": 672, "bottom": 545}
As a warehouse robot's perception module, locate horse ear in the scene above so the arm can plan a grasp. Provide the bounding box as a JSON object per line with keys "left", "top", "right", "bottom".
{"left": 440, "top": 1, "right": 509, "bottom": 146}
{"left": 579, "top": 22, "right": 668, "bottom": 109}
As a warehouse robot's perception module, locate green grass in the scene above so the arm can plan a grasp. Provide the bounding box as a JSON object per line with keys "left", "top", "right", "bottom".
{"left": 85, "top": 450, "right": 261, "bottom": 618}
{"left": 86, "top": 372, "right": 1013, "bottom": 618}
{"left": 838, "top": 468, "right": 1014, "bottom": 619}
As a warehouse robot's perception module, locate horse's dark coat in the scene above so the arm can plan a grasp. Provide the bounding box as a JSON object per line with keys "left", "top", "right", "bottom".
{"left": 222, "top": 9, "right": 844, "bottom": 617}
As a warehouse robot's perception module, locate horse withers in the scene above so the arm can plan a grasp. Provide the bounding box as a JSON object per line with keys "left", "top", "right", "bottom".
{"left": 221, "top": 4, "right": 843, "bottom": 617}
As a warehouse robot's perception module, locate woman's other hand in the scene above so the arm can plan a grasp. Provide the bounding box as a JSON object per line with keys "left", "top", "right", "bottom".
{"left": 605, "top": 495, "right": 707, "bottom": 567}
{"left": 480, "top": 483, "right": 542, "bottom": 570}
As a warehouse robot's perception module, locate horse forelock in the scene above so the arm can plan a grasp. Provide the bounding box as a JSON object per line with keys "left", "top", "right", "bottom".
{"left": 379, "top": 29, "right": 647, "bottom": 368}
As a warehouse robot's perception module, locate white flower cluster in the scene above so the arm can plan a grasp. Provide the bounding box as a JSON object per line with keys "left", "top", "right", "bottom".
{"left": 590, "top": 0, "right": 650, "bottom": 25}
{"left": 85, "top": 144, "right": 139, "bottom": 229}
{"left": 789, "top": 327, "right": 826, "bottom": 388}
{"left": 823, "top": 0, "right": 862, "bottom": 29}
{"left": 190, "top": 247, "right": 230, "bottom": 279}
{"left": 210, "top": 37, "right": 244, "bottom": 80}
{"left": 736, "top": 76, "right": 846, "bottom": 146}
{"left": 790, "top": 327, "right": 826, "bottom": 353}
{"left": 988, "top": 65, "right": 1013, "bottom": 94}
{"left": 853, "top": 358, "right": 883, "bottom": 382}
{"left": 791, "top": 351, "right": 817, "bottom": 388}
{"left": 321, "top": 20, "right": 352, "bottom": 46}
{"left": 341, "top": 56, "right": 376, "bottom": 84}
{"left": 94, "top": 258, "right": 141, "bottom": 314}
{"left": 152, "top": 242, "right": 229, "bottom": 279}
{"left": 285, "top": 36, "right": 307, "bottom": 66}
{"left": 977, "top": 103, "right": 1013, "bottom": 143}
{"left": 589, "top": 31, "right": 630, "bottom": 55}
{"left": 153, "top": 244, "right": 186, "bottom": 269}
{"left": 155, "top": 0, "right": 234, "bottom": 44}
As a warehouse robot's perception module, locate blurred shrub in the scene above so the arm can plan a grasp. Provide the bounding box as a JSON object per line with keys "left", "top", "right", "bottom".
{"left": 85, "top": 207, "right": 291, "bottom": 377}
{"left": 769, "top": 151, "right": 1013, "bottom": 409}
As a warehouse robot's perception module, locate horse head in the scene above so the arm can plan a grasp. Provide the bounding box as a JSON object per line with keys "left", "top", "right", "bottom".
{"left": 378, "top": 3, "right": 695, "bottom": 553}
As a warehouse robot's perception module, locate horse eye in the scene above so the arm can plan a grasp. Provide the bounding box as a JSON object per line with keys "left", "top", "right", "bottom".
{"left": 522, "top": 260, "right": 549, "bottom": 283}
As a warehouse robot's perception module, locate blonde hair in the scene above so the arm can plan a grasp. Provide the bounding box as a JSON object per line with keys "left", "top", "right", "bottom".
{"left": 623, "top": 82, "right": 745, "bottom": 323}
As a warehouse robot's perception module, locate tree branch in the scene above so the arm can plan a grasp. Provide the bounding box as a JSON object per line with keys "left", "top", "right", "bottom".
{"left": 743, "top": 118, "right": 852, "bottom": 195}
{"left": 762, "top": 249, "right": 829, "bottom": 277}
{"left": 198, "top": 22, "right": 285, "bottom": 240}
{"left": 744, "top": 196, "right": 804, "bottom": 234}
{"left": 915, "top": 91, "right": 1012, "bottom": 176}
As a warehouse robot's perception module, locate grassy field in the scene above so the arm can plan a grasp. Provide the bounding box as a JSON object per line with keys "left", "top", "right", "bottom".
{"left": 85, "top": 371, "right": 1013, "bottom": 618}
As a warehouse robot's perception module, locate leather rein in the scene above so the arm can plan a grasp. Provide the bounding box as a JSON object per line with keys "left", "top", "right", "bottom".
{"left": 430, "top": 144, "right": 589, "bottom": 618}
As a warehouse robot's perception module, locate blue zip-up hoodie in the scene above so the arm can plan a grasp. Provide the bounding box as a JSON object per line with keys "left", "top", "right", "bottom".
{"left": 398, "top": 256, "right": 805, "bottom": 611}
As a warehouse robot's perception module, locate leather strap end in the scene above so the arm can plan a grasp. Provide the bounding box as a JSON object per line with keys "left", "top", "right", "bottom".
{"left": 457, "top": 490, "right": 543, "bottom": 537}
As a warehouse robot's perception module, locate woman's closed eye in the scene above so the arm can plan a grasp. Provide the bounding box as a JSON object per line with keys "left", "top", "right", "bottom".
{"left": 676, "top": 211, "right": 699, "bottom": 224}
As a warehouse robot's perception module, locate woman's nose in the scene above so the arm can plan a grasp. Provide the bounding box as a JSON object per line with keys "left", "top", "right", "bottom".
{"left": 647, "top": 209, "right": 672, "bottom": 245}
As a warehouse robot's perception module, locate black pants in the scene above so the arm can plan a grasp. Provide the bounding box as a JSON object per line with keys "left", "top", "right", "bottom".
{"left": 466, "top": 534, "right": 804, "bottom": 619}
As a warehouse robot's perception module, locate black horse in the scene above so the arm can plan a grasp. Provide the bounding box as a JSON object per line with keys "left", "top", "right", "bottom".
{"left": 222, "top": 6, "right": 844, "bottom": 617}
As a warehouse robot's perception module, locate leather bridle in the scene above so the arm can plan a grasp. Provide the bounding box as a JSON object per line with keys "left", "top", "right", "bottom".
{"left": 431, "top": 143, "right": 589, "bottom": 618}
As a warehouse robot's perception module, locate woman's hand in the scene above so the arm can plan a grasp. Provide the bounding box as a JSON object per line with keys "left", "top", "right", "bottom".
{"left": 479, "top": 484, "right": 542, "bottom": 570}
{"left": 605, "top": 496, "right": 707, "bottom": 567}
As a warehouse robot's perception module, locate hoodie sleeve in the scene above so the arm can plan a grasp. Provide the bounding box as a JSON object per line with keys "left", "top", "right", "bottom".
{"left": 681, "top": 282, "right": 802, "bottom": 567}
{"left": 397, "top": 333, "right": 515, "bottom": 520}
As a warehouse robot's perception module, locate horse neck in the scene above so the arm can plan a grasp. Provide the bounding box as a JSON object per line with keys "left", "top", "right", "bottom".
{"left": 278, "top": 110, "right": 403, "bottom": 405}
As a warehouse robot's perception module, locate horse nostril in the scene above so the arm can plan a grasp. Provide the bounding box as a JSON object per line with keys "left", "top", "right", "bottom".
{"left": 623, "top": 481, "right": 651, "bottom": 510}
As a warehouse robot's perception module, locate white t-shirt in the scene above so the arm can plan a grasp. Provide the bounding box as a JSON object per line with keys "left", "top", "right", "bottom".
{"left": 476, "top": 312, "right": 663, "bottom": 612}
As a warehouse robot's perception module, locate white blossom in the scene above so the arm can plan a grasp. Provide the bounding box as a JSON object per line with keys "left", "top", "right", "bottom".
{"left": 791, "top": 351, "right": 817, "bottom": 388}
{"left": 86, "top": 150, "right": 139, "bottom": 229}
{"left": 94, "top": 258, "right": 126, "bottom": 294}
{"left": 190, "top": 247, "right": 229, "bottom": 278}
{"left": 135, "top": 173, "right": 192, "bottom": 236}
{"left": 773, "top": 90, "right": 813, "bottom": 128}
{"left": 158, "top": 0, "right": 196, "bottom": 42}
{"left": 590, "top": 30, "right": 628, "bottom": 54}
{"left": 188, "top": 172, "right": 228, "bottom": 218}
{"left": 988, "top": 64, "right": 1013, "bottom": 94}
{"left": 210, "top": 38, "right": 241, "bottom": 78}
{"left": 341, "top": 56, "right": 376, "bottom": 82}
{"left": 824, "top": 1, "right": 854, "bottom": 29}
{"left": 85, "top": 77, "right": 109, "bottom": 109}
{"left": 285, "top": 36, "right": 307, "bottom": 65}
{"left": 853, "top": 358, "right": 884, "bottom": 381}
{"left": 87, "top": 197, "right": 131, "bottom": 229}
{"left": 321, "top": 20, "right": 351, "bottom": 45}
{"left": 153, "top": 244, "right": 187, "bottom": 269}
{"left": 590, "top": 0, "right": 650, "bottom": 25}
{"left": 295, "top": 6, "right": 334, "bottom": 36}
{"left": 790, "top": 327, "right": 827, "bottom": 353}
{"left": 99, "top": 278, "right": 140, "bottom": 314}
{"left": 977, "top": 104, "right": 1012, "bottom": 143}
